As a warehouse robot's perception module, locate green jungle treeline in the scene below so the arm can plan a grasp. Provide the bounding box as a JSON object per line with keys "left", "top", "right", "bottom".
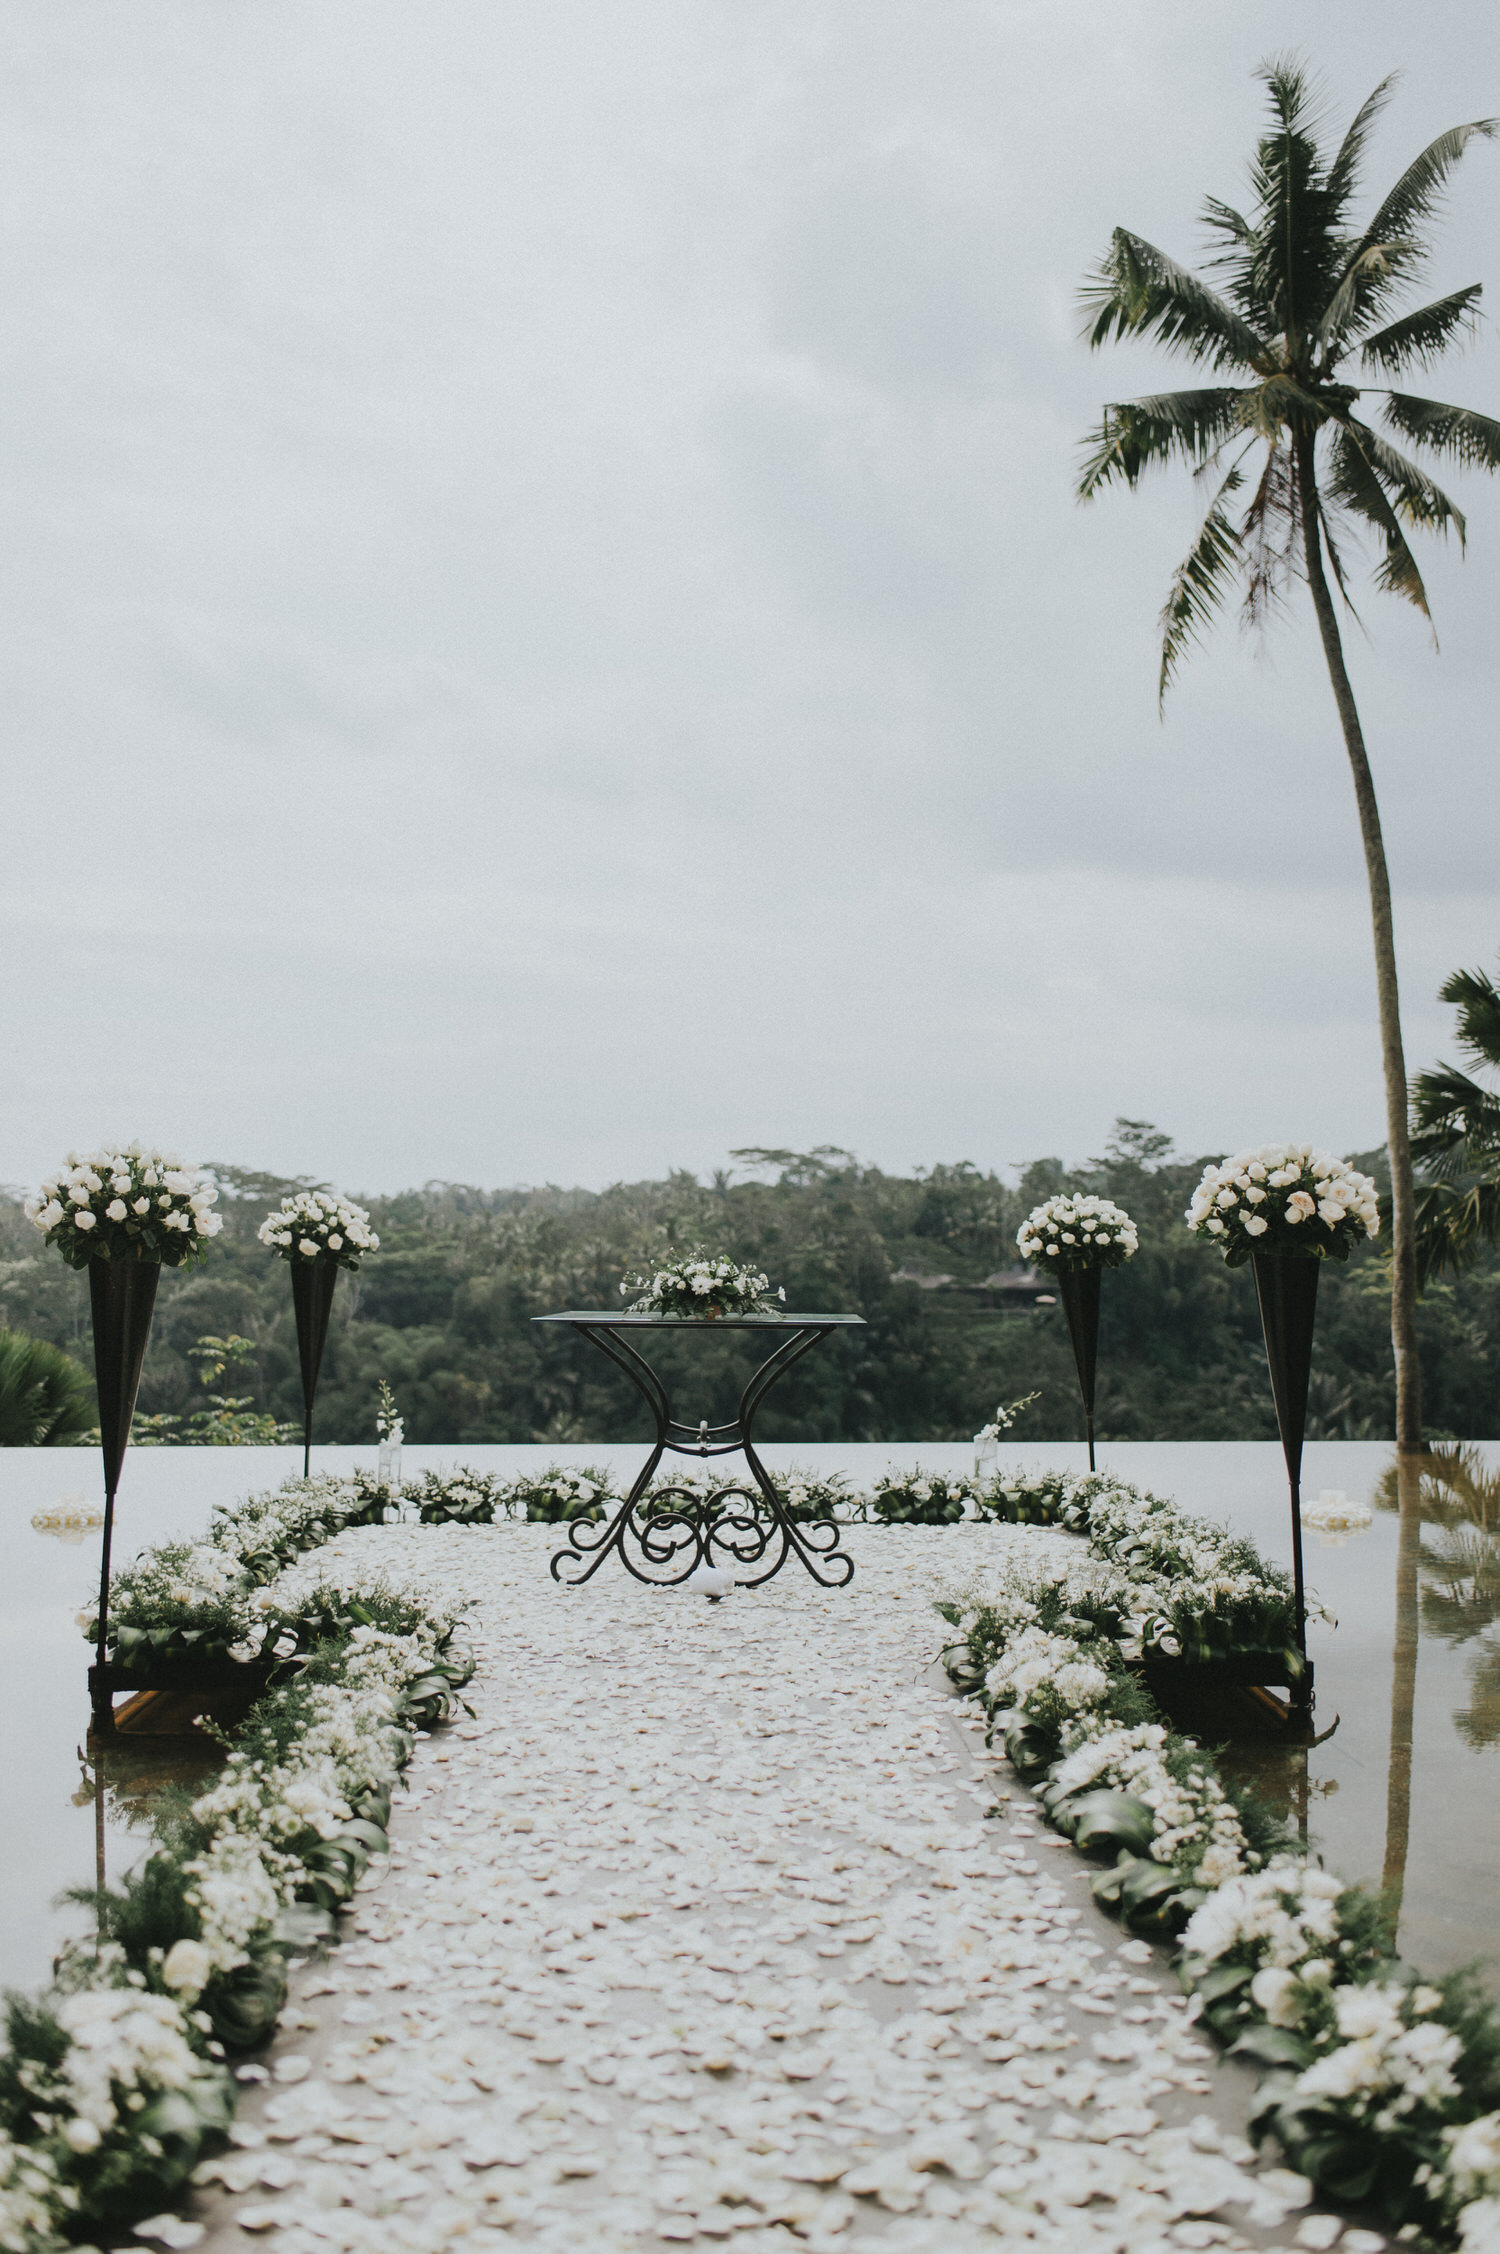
{"left": 2, "top": 1122, "right": 1496, "bottom": 1446}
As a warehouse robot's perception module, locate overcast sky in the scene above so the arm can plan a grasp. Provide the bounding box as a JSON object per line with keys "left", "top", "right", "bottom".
{"left": 3, "top": 1, "right": 1496, "bottom": 1197}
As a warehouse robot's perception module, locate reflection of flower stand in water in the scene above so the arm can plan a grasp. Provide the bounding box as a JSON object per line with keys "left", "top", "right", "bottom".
{"left": 536, "top": 1310, "right": 865, "bottom": 1590}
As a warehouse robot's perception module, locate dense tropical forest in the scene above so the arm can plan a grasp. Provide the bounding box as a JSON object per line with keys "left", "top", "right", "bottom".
{"left": 2, "top": 1122, "right": 1497, "bottom": 1445}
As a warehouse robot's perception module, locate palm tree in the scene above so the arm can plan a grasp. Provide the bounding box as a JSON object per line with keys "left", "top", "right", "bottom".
{"left": 1410, "top": 958, "right": 1500, "bottom": 1281}
{"left": 1077, "top": 58, "right": 1498, "bottom": 1452}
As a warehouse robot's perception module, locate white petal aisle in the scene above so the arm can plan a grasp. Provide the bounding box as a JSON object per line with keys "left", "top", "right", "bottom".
{"left": 191, "top": 1523, "right": 1355, "bottom": 2254}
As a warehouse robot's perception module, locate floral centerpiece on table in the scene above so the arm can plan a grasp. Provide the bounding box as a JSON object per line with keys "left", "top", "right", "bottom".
{"left": 257, "top": 1189, "right": 379, "bottom": 1269}
{"left": 620, "top": 1249, "right": 785, "bottom": 1318}
{"left": 25, "top": 1145, "right": 222, "bottom": 1267}
{"left": 1186, "top": 1143, "right": 1379, "bottom": 1265}
{"left": 1017, "top": 1194, "right": 1138, "bottom": 1272}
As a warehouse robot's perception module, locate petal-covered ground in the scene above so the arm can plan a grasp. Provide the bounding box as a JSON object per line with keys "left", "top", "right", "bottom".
{"left": 188, "top": 1523, "right": 1376, "bottom": 2254}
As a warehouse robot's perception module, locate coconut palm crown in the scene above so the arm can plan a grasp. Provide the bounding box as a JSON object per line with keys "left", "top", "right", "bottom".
{"left": 1077, "top": 58, "right": 1498, "bottom": 1451}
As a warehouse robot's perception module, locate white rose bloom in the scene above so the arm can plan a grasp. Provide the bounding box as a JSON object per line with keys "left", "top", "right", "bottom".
{"left": 105, "top": 1199, "right": 127, "bottom": 1222}
{"left": 75, "top": 1211, "right": 97, "bottom": 1230}
{"left": 300, "top": 1239, "right": 319, "bottom": 1256}
{"left": 327, "top": 1234, "right": 343, "bottom": 1251}
{"left": 1244, "top": 1215, "right": 1269, "bottom": 1237}
{"left": 161, "top": 1936, "right": 214, "bottom": 1996}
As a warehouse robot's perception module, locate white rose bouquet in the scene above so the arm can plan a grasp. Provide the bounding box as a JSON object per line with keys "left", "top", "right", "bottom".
{"left": 258, "top": 1189, "right": 379, "bottom": 1271}
{"left": 1185, "top": 1143, "right": 1379, "bottom": 1267}
{"left": 25, "top": 1145, "right": 221, "bottom": 1269}
{"left": 621, "top": 1249, "right": 785, "bottom": 1318}
{"left": 1017, "top": 1194, "right": 1139, "bottom": 1273}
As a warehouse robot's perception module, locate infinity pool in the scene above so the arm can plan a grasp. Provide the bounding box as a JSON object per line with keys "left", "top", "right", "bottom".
{"left": 3, "top": 1439, "right": 1496, "bottom": 1995}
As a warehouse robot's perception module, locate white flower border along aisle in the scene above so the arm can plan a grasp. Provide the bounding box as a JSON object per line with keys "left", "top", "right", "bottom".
{"left": 0, "top": 1476, "right": 475, "bottom": 2250}
{"left": 935, "top": 1467, "right": 1500, "bottom": 2249}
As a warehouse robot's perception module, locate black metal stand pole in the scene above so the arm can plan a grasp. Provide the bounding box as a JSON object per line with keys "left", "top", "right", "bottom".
{"left": 1251, "top": 1250, "right": 1320, "bottom": 1723}
{"left": 89, "top": 1258, "right": 160, "bottom": 1737}
{"left": 290, "top": 1259, "right": 340, "bottom": 1478}
{"left": 1056, "top": 1266, "right": 1102, "bottom": 1473}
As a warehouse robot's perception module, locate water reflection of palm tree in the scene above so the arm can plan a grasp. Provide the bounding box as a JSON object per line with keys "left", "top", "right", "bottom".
{"left": 1374, "top": 1446, "right": 1500, "bottom": 1919}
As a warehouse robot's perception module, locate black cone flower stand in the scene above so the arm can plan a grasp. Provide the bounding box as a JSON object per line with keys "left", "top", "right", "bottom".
{"left": 1251, "top": 1250, "right": 1320, "bottom": 1726}
{"left": 1056, "top": 1267, "right": 1102, "bottom": 1472}
{"left": 88, "top": 1257, "right": 161, "bottom": 1736}
{"left": 290, "top": 1258, "right": 340, "bottom": 1477}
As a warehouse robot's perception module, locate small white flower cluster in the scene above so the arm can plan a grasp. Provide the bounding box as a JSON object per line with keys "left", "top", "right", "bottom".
{"left": 1445, "top": 2114, "right": 1500, "bottom": 2254}
{"left": 1180, "top": 1858, "right": 1347, "bottom": 2030}
{"left": 1185, "top": 1142, "right": 1379, "bottom": 1263}
{"left": 25, "top": 1144, "right": 221, "bottom": 1268}
{"left": 1017, "top": 1194, "right": 1139, "bottom": 1271}
{"left": 0, "top": 2132, "right": 67, "bottom": 2241}
{"left": 1051, "top": 1720, "right": 1250, "bottom": 1887}
{"left": 622, "top": 1252, "right": 785, "bottom": 1317}
{"left": 985, "top": 1625, "right": 1113, "bottom": 1722}
{"left": 1295, "top": 1979, "right": 1462, "bottom": 2131}
{"left": 47, "top": 1984, "right": 223, "bottom": 2156}
{"left": 258, "top": 1188, "right": 379, "bottom": 1269}
{"left": 870, "top": 1469, "right": 986, "bottom": 1523}
{"left": 406, "top": 1467, "right": 513, "bottom": 1524}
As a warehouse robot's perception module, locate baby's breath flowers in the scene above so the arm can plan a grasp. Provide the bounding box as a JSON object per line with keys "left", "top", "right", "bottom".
{"left": 1186, "top": 1142, "right": 1379, "bottom": 1267}
{"left": 25, "top": 1145, "right": 221, "bottom": 1268}
{"left": 621, "top": 1250, "right": 784, "bottom": 1318}
{"left": 258, "top": 1189, "right": 379, "bottom": 1270}
{"left": 1017, "top": 1194, "right": 1138, "bottom": 1271}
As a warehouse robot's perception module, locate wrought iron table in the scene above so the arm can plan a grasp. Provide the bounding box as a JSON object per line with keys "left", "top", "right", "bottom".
{"left": 534, "top": 1311, "right": 865, "bottom": 1590}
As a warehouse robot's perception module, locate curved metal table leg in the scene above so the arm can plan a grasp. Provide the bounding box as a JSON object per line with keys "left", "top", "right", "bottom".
{"left": 544, "top": 1318, "right": 856, "bottom": 1590}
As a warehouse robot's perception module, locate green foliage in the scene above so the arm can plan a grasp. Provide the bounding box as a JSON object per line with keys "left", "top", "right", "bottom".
{"left": 1413, "top": 956, "right": 1500, "bottom": 1284}
{"left": 1, "top": 1129, "right": 1496, "bottom": 1445}
{"left": 0, "top": 1328, "right": 93, "bottom": 1446}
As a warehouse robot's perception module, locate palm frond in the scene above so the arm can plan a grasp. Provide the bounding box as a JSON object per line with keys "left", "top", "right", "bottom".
{"left": 1438, "top": 962, "right": 1500, "bottom": 1073}
{"left": 1076, "top": 389, "right": 1251, "bottom": 498}
{"left": 1359, "top": 284, "right": 1483, "bottom": 376}
{"left": 1413, "top": 1173, "right": 1500, "bottom": 1285}
{"left": 1412, "top": 1063, "right": 1500, "bottom": 1158}
{"left": 1364, "top": 118, "right": 1498, "bottom": 250}
{"left": 1324, "top": 74, "right": 1401, "bottom": 218}
{"left": 1349, "top": 417, "right": 1466, "bottom": 543}
{"left": 1202, "top": 196, "right": 1252, "bottom": 248}
{"left": 1157, "top": 464, "right": 1246, "bottom": 706}
{"left": 1239, "top": 440, "right": 1299, "bottom": 632}
{"left": 1382, "top": 393, "right": 1500, "bottom": 472}
{"left": 1316, "top": 243, "right": 1414, "bottom": 363}
{"left": 1080, "top": 229, "right": 1269, "bottom": 372}
{"left": 1256, "top": 54, "right": 1324, "bottom": 140}
{"left": 1322, "top": 426, "right": 1433, "bottom": 612}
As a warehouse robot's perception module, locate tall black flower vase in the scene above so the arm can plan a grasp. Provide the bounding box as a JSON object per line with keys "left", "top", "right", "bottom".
{"left": 89, "top": 1257, "right": 161, "bottom": 1736}
{"left": 1251, "top": 1250, "right": 1320, "bottom": 1724}
{"left": 1056, "top": 1266, "right": 1102, "bottom": 1473}
{"left": 290, "top": 1258, "right": 340, "bottom": 1478}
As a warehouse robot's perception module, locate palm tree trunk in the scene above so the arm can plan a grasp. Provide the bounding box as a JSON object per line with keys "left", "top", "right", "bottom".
{"left": 1295, "top": 430, "right": 1422, "bottom": 1452}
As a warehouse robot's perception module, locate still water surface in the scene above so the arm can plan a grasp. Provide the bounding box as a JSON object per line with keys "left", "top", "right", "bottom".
{"left": 2, "top": 1440, "right": 1496, "bottom": 1994}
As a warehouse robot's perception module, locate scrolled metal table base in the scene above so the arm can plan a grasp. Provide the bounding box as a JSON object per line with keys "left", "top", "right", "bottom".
{"left": 533, "top": 1313, "right": 864, "bottom": 1592}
